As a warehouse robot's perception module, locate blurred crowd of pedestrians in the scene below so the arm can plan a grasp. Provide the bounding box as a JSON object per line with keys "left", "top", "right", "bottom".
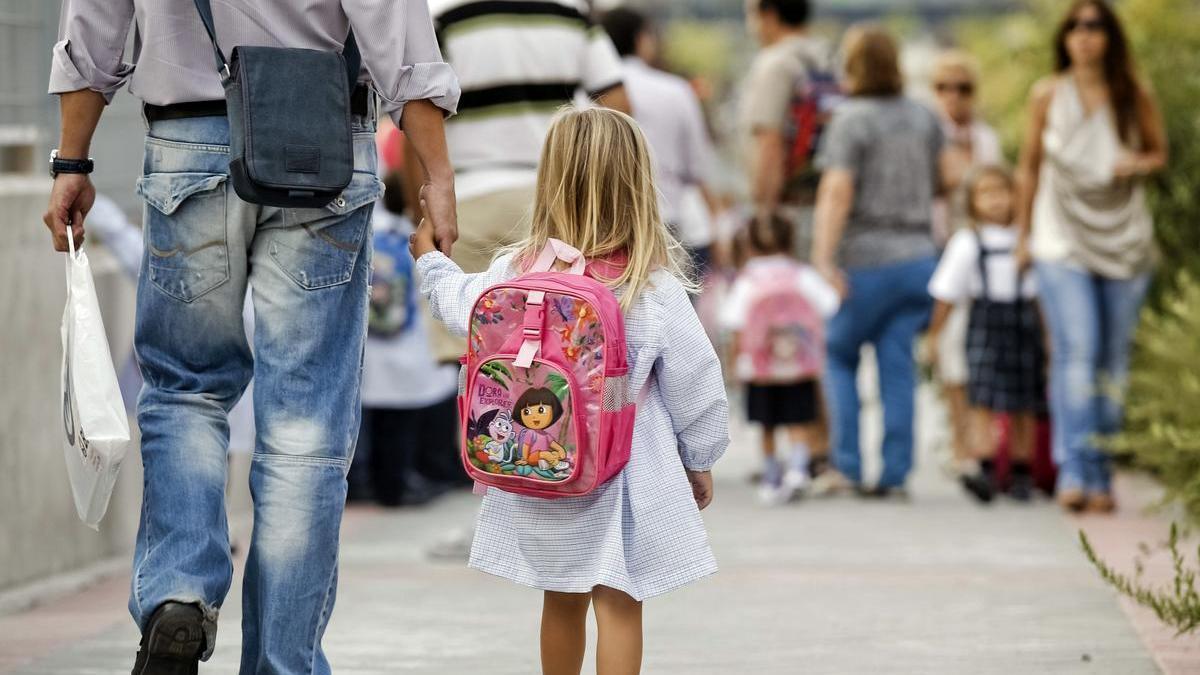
{"left": 76, "top": 0, "right": 1167, "bottom": 517}
{"left": 51, "top": 0, "right": 1168, "bottom": 671}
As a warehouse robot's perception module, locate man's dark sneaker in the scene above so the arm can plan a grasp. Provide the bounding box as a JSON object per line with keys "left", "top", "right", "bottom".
{"left": 960, "top": 472, "right": 995, "bottom": 504}
{"left": 132, "top": 602, "right": 205, "bottom": 675}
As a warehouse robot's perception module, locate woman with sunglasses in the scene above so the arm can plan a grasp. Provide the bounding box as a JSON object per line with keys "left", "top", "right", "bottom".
{"left": 1016, "top": 0, "right": 1167, "bottom": 514}
{"left": 927, "top": 51, "right": 1003, "bottom": 486}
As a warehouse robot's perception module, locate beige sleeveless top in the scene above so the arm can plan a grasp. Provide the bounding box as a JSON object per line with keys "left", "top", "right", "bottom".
{"left": 1031, "top": 77, "right": 1156, "bottom": 278}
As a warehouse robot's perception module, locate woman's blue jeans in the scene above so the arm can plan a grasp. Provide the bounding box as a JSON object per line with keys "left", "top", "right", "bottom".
{"left": 130, "top": 111, "right": 380, "bottom": 673}
{"left": 824, "top": 257, "right": 937, "bottom": 488}
{"left": 1035, "top": 261, "right": 1151, "bottom": 494}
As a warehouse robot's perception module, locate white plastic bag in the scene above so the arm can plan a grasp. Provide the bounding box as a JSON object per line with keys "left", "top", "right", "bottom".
{"left": 60, "top": 232, "right": 130, "bottom": 529}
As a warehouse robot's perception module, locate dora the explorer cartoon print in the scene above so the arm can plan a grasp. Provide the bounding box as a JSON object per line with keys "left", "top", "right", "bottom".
{"left": 512, "top": 387, "right": 571, "bottom": 479}
{"left": 465, "top": 373, "right": 574, "bottom": 481}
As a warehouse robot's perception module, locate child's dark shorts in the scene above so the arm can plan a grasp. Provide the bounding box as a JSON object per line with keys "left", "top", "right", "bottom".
{"left": 746, "top": 380, "right": 819, "bottom": 427}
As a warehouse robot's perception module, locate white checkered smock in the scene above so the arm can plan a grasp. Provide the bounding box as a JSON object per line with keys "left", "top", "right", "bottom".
{"left": 418, "top": 251, "right": 729, "bottom": 600}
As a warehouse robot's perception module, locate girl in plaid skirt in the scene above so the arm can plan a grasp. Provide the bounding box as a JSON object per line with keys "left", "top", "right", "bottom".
{"left": 927, "top": 166, "right": 1047, "bottom": 503}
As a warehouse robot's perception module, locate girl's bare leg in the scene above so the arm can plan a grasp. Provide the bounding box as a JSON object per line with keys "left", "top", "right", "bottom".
{"left": 761, "top": 425, "right": 777, "bottom": 459}
{"left": 967, "top": 407, "right": 997, "bottom": 460}
{"left": 542, "top": 591, "right": 592, "bottom": 675}
{"left": 1009, "top": 413, "right": 1036, "bottom": 462}
{"left": 944, "top": 384, "right": 971, "bottom": 465}
{"left": 592, "top": 585, "right": 643, "bottom": 675}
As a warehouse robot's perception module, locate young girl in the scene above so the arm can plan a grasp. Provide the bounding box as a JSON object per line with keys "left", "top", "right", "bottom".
{"left": 720, "top": 213, "right": 839, "bottom": 504}
{"left": 927, "top": 165, "right": 1047, "bottom": 503}
{"left": 411, "top": 108, "right": 729, "bottom": 675}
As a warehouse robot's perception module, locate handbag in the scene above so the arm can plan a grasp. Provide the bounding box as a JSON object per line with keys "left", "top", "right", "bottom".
{"left": 192, "top": 0, "right": 362, "bottom": 208}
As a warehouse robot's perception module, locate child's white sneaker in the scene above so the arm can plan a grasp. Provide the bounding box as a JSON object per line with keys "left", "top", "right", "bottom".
{"left": 782, "top": 468, "right": 811, "bottom": 498}
{"left": 757, "top": 457, "right": 789, "bottom": 505}
{"left": 757, "top": 481, "right": 790, "bottom": 506}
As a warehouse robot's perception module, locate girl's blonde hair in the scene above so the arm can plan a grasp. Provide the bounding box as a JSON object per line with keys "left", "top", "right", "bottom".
{"left": 513, "top": 107, "right": 695, "bottom": 310}
{"left": 961, "top": 163, "right": 1016, "bottom": 227}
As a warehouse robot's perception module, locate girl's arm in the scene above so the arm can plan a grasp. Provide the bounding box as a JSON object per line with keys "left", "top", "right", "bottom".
{"left": 654, "top": 278, "right": 731, "bottom": 473}
{"left": 412, "top": 219, "right": 516, "bottom": 337}
{"left": 1015, "top": 78, "right": 1054, "bottom": 267}
{"left": 927, "top": 299, "right": 954, "bottom": 338}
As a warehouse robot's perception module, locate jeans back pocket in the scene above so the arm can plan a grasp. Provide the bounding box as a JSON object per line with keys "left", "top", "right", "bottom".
{"left": 136, "top": 172, "right": 230, "bottom": 303}
{"left": 269, "top": 172, "right": 382, "bottom": 290}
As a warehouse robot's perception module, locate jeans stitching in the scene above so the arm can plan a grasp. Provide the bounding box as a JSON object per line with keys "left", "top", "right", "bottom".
{"left": 145, "top": 137, "right": 229, "bottom": 153}
{"left": 251, "top": 452, "right": 348, "bottom": 468}
{"left": 133, "top": 473, "right": 152, "bottom": 625}
{"left": 145, "top": 183, "right": 231, "bottom": 303}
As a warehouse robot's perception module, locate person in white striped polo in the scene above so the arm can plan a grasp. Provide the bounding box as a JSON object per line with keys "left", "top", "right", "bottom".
{"left": 413, "top": 0, "right": 631, "bottom": 365}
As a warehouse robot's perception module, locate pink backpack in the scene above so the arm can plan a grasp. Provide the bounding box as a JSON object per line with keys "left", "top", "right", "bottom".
{"left": 459, "top": 239, "right": 636, "bottom": 499}
{"left": 736, "top": 264, "right": 824, "bottom": 384}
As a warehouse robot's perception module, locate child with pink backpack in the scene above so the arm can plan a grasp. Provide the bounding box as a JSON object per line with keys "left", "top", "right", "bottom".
{"left": 411, "top": 108, "right": 729, "bottom": 674}
{"left": 721, "top": 214, "right": 839, "bottom": 505}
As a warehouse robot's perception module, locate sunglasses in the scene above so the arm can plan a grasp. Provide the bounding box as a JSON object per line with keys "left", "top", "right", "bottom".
{"left": 1065, "top": 18, "right": 1107, "bottom": 33}
{"left": 935, "top": 81, "right": 975, "bottom": 96}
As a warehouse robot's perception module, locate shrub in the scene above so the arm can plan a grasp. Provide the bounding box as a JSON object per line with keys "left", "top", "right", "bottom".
{"left": 1081, "top": 524, "right": 1200, "bottom": 635}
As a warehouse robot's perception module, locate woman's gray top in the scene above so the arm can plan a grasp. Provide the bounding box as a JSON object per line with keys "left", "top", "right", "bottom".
{"left": 818, "top": 96, "right": 943, "bottom": 268}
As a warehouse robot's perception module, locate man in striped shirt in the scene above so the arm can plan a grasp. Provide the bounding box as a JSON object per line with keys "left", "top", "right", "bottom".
{"left": 417, "top": 0, "right": 630, "bottom": 363}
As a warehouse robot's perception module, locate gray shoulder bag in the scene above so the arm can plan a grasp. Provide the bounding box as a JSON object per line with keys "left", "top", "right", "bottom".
{"left": 193, "top": 0, "right": 361, "bottom": 208}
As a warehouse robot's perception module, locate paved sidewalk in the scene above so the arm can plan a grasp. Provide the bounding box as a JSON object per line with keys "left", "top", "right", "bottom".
{"left": 0, "top": 388, "right": 1169, "bottom": 674}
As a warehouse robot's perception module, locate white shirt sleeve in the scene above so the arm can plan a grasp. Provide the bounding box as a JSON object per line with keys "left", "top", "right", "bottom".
{"left": 678, "top": 83, "right": 715, "bottom": 187}
{"left": 796, "top": 267, "right": 841, "bottom": 318}
{"left": 927, "top": 230, "right": 979, "bottom": 303}
{"left": 654, "top": 278, "right": 730, "bottom": 471}
{"left": 581, "top": 27, "right": 624, "bottom": 96}
{"left": 417, "top": 251, "right": 517, "bottom": 337}
{"left": 718, "top": 274, "right": 752, "bottom": 331}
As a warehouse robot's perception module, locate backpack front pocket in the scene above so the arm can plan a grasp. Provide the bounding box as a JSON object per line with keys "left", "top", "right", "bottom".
{"left": 463, "top": 356, "right": 581, "bottom": 486}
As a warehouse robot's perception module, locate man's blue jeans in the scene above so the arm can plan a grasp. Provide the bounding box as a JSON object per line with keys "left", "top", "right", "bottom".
{"left": 1035, "top": 262, "right": 1151, "bottom": 494}
{"left": 130, "top": 112, "right": 381, "bottom": 673}
{"left": 824, "top": 257, "right": 936, "bottom": 488}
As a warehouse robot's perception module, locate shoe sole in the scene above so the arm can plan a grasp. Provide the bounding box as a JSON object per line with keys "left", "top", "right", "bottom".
{"left": 134, "top": 606, "right": 204, "bottom": 675}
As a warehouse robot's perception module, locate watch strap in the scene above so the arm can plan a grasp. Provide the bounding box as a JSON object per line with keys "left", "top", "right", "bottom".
{"left": 51, "top": 154, "right": 94, "bottom": 176}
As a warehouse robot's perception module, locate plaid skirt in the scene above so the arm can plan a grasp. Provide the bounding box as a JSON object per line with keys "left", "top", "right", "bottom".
{"left": 966, "top": 298, "right": 1047, "bottom": 413}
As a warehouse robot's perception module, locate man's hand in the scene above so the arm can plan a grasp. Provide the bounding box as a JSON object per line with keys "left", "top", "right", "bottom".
{"left": 814, "top": 259, "right": 849, "bottom": 299}
{"left": 399, "top": 99, "right": 458, "bottom": 255}
{"left": 419, "top": 181, "right": 457, "bottom": 256}
{"left": 43, "top": 174, "right": 94, "bottom": 252}
{"left": 685, "top": 469, "right": 714, "bottom": 510}
{"left": 408, "top": 218, "right": 438, "bottom": 261}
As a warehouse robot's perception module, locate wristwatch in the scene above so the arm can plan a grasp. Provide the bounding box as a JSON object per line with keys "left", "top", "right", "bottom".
{"left": 49, "top": 149, "right": 94, "bottom": 178}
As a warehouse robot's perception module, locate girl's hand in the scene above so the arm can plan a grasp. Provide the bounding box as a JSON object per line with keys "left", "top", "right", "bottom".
{"left": 1014, "top": 234, "right": 1032, "bottom": 272}
{"left": 408, "top": 218, "right": 438, "bottom": 260}
{"left": 920, "top": 336, "right": 940, "bottom": 372}
{"left": 685, "top": 469, "right": 714, "bottom": 510}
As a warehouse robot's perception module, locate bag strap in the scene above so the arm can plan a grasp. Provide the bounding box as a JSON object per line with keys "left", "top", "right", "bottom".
{"left": 513, "top": 239, "right": 587, "bottom": 368}
{"left": 191, "top": 0, "right": 361, "bottom": 91}
{"left": 528, "top": 238, "right": 586, "bottom": 276}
